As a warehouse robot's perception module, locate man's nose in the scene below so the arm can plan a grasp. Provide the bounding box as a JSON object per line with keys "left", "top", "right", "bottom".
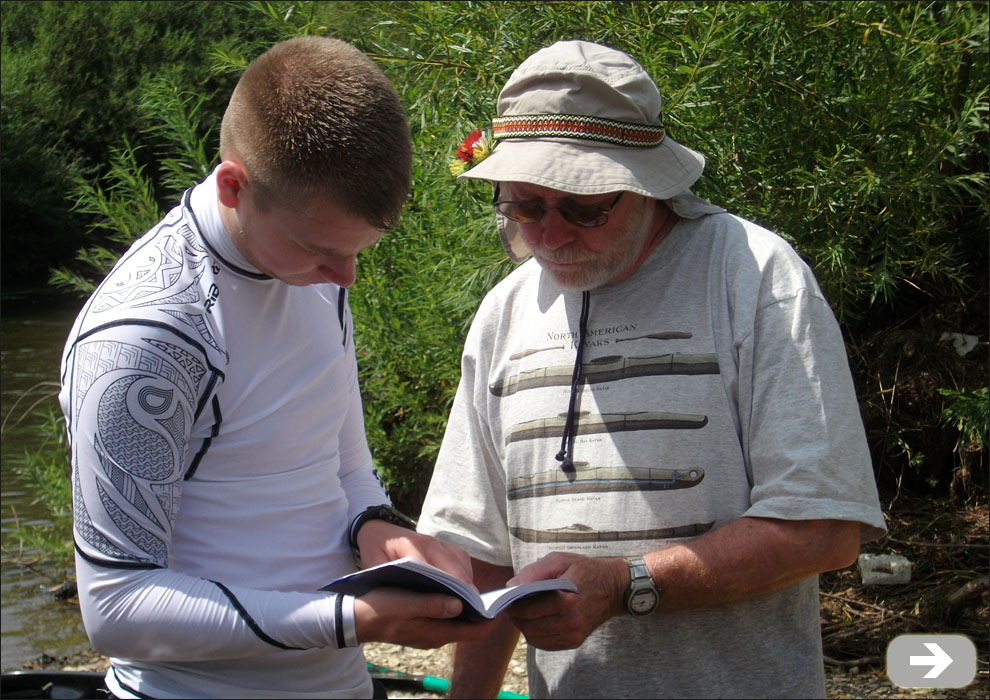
{"left": 526, "top": 211, "right": 577, "bottom": 250}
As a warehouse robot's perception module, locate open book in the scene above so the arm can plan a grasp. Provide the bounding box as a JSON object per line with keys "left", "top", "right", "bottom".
{"left": 321, "top": 556, "right": 577, "bottom": 621}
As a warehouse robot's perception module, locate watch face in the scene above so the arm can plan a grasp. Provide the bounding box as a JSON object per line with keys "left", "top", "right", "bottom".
{"left": 630, "top": 588, "right": 658, "bottom": 614}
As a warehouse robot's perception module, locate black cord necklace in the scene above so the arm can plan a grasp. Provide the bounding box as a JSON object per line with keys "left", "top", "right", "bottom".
{"left": 555, "top": 290, "right": 590, "bottom": 473}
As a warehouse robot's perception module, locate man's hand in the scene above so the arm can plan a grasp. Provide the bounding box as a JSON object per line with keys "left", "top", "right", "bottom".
{"left": 504, "top": 552, "right": 627, "bottom": 651}
{"left": 355, "top": 519, "right": 475, "bottom": 586}
{"left": 353, "top": 588, "right": 496, "bottom": 648}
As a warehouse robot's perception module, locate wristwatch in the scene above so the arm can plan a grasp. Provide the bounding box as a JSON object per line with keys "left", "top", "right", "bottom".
{"left": 623, "top": 556, "right": 660, "bottom": 616}
{"left": 348, "top": 504, "right": 417, "bottom": 563}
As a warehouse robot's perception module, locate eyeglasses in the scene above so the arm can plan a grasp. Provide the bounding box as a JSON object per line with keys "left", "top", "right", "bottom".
{"left": 493, "top": 185, "right": 624, "bottom": 228}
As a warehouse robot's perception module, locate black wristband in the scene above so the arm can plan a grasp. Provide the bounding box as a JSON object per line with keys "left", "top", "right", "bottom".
{"left": 333, "top": 593, "right": 346, "bottom": 648}
{"left": 348, "top": 504, "right": 418, "bottom": 563}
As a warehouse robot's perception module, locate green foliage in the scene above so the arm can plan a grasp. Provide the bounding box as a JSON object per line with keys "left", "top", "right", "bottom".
{"left": 939, "top": 386, "right": 989, "bottom": 484}
{"left": 1, "top": 396, "right": 75, "bottom": 570}
{"left": 6, "top": 2, "right": 987, "bottom": 524}
{"left": 50, "top": 72, "right": 218, "bottom": 294}
{"left": 50, "top": 138, "right": 162, "bottom": 295}
{"left": 692, "top": 2, "right": 989, "bottom": 325}
{"left": 17, "top": 404, "right": 73, "bottom": 524}
{"left": 0, "top": 0, "right": 275, "bottom": 287}
{"left": 940, "top": 387, "right": 989, "bottom": 452}
{"left": 138, "top": 75, "right": 216, "bottom": 194}
{"left": 0, "top": 26, "right": 87, "bottom": 285}
{"left": 936, "top": 384, "right": 988, "bottom": 498}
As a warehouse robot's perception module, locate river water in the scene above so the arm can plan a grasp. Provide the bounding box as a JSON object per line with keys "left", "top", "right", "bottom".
{"left": 1, "top": 288, "right": 90, "bottom": 670}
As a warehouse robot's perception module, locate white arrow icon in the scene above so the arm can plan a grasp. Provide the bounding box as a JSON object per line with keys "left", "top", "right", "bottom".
{"left": 909, "top": 642, "right": 953, "bottom": 678}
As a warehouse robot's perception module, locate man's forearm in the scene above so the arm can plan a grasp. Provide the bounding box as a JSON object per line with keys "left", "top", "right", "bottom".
{"left": 647, "top": 516, "right": 862, "bottom": 612}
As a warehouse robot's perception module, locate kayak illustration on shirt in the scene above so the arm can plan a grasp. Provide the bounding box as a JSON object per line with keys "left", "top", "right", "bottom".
{"left": 490, "top": 352, "right": 719, "bottom": 397}
{"left": 510, "top": 520, "right": 715, "bottom": 543}
{"left": 507, "top": 465, "right": 705, "bottom": 500}
{"left": 505, "top": 411, "right": 708, "bottom": 443}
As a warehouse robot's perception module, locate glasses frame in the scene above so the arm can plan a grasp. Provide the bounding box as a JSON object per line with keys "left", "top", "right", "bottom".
{"left": 493, "top": 184, "right": 625, "bottom": 228}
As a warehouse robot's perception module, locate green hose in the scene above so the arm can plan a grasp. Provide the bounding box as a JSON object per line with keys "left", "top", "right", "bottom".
{"left": 367, "top": 662, "right": 528, "bottom": 698}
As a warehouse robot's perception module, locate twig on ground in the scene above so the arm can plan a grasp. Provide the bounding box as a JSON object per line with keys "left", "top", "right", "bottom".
{"left": 885, "top": 537, "right": 990, "bottom": 549}
{"left": 823, "top": 654, "right": 885, "bottom": 669}
{"left": 820, "top": 591, "right": 919, "bottom": 623}
{"left": 947, "top": 575, "right": 990, "bottom": 608}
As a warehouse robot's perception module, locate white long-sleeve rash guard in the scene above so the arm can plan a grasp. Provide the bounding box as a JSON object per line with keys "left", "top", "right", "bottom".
{"left": 60, "top": 172, "right": 389, "bottom": 698}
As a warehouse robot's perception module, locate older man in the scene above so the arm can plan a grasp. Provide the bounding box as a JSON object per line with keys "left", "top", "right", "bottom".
{"left": 419, "top": 40, "right": 886, "bottom": 699}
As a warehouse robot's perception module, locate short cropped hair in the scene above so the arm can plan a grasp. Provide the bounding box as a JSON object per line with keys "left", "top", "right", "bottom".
{"left": 220, "top": 36, "right": 411, "bottom": 229}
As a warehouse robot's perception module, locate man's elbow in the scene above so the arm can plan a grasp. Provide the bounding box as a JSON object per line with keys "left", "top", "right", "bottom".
{"left": 82, "top": 615, "right": 131, "bottom": 659}
{"left": 820, "top": 520, "right": 862, "bottom": 572}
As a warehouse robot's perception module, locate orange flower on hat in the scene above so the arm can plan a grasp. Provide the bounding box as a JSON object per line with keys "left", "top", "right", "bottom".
{"left": 449, "top": 129, "right": 491, "bottom": 176}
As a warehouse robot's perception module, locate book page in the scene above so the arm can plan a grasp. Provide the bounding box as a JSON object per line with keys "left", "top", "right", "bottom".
{"left": 479, "top": 578, "right": 577, "bottom": 617}
{"left": 322, "top": 557, "right": 575, "bottom": 620}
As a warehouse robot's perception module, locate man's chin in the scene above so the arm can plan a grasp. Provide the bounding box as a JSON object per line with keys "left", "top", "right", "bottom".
{"left": 537, "top": 264, "right": 606, "bottom": 292}
{"left": 273, "top": 275, "right": 319, "bottom": 287}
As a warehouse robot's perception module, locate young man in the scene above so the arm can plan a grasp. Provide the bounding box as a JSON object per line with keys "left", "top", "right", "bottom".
{"left": 59, "top": 36, "right": 490, "bottom": 699}
{"left": 419, "top": 40, "right": 887, "bottom": 698}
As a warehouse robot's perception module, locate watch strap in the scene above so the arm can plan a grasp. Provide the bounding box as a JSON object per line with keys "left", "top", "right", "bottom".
{"left": 629, "top": 556, "right": 651, "bottom": 581}
{"left": 348, "top": 504, "right": 417, "bottom": 563}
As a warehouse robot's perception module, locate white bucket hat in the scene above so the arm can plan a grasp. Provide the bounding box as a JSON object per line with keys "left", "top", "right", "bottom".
{"left": 457, "top": 40, "right": 707, "bottom": 261}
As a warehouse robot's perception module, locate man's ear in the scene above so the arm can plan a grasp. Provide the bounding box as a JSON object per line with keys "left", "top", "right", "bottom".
{"left": 215, "top": 160, "right": 248, "bottom": 209}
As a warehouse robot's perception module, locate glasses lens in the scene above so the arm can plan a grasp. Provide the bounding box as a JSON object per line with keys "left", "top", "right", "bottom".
{"left": 498, "top": 201, "right": 544, "bottom": 223}
{"left": 496, "top": 192, "right": 622, "bottom": 227}
{"left": 560, "top": 204, "right": 608, "bottom": 228}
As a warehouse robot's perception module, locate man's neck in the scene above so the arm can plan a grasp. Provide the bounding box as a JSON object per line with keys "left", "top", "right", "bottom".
{"left": 607, "top": 201, "right": 679, "bottom": 286}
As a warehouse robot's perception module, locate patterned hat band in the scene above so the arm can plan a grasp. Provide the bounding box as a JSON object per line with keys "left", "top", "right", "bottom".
{"left": 491, "top": 114, "right": 666, "bottom": 147}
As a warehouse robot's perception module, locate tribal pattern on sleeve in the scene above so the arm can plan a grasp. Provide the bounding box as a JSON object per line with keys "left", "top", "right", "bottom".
{"left": 65, "top": 202, "right": 227, "bottom": 569}
{"left": 71, "top": 335, "right": 208, "bottom": 568}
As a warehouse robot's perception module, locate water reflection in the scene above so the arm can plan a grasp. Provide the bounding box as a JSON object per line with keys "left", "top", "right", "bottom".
{"left": 1, "top": 289, "right": 91, "bottom": 669}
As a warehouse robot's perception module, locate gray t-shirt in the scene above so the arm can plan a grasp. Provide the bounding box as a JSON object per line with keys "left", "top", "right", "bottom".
{"left": 419, "top": 207, "right": 886, "bottom": 699}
